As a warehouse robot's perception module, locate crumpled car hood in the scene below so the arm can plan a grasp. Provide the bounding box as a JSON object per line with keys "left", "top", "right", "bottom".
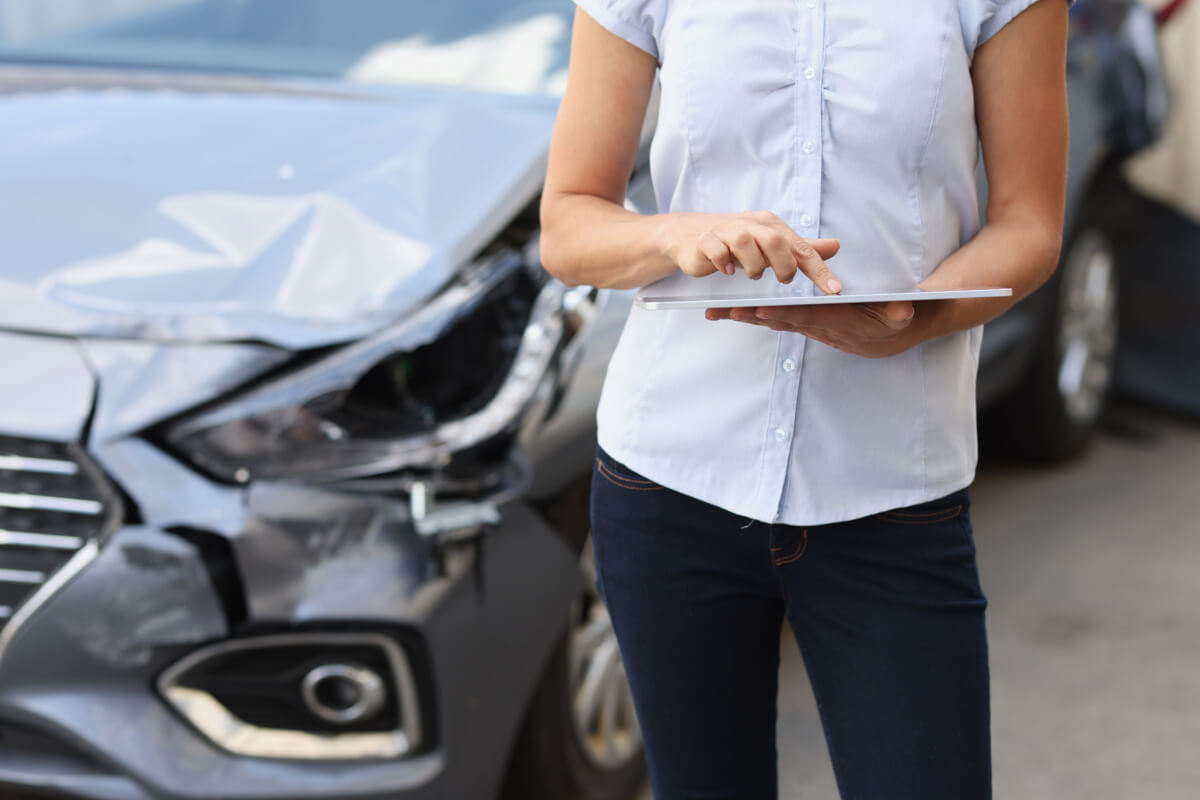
{"left": 0, "top": 68, "right": 557, "bottom": 349}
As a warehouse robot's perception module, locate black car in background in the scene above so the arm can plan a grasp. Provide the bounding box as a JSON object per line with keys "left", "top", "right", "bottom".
{"left": 975, "top": 0, "right": 1171, "bottom": 459}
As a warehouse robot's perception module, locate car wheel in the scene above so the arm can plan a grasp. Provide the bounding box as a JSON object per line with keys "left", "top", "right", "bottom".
{"left": 501, "top": 533, "right": 647, "bottom": 800}
{"left": 984, "top": 226, "right": 1119, "bottom": 461}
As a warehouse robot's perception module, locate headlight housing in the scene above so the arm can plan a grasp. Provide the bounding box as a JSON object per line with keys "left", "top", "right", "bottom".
{"left": 164, "top": 252, "right": 565, "bottom": 485}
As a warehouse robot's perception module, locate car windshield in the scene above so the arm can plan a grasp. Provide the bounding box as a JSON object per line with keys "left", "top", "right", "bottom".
{"left": 0, "top": 0, "right": 576, "bottom": 95}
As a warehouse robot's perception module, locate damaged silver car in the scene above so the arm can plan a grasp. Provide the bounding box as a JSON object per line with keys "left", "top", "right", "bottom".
{"left": 0, "top": 1, "right": 649, "bottom": 798}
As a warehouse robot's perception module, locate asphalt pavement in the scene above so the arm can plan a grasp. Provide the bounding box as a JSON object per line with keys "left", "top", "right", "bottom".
{"left": 640, "top": 403, "right": 1200, "bottom": 800}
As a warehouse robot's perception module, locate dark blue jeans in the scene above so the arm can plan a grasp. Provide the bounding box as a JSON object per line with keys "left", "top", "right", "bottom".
{"left": 589, "top": 445, "right": 990, "bottom": 800}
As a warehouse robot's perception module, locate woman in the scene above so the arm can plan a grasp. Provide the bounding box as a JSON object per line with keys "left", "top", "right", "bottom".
{"left": 539, "top": 0, "right": 1069, "bottom": 797}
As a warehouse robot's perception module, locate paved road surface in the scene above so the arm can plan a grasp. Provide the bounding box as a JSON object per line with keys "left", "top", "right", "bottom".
{"left": 639, "top": 404, "right": 1200, "bottom": 799}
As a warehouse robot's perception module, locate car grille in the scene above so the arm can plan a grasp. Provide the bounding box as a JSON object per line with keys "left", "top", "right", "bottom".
{"left": 0, "top": 436, "right": 117, "bottom": 632}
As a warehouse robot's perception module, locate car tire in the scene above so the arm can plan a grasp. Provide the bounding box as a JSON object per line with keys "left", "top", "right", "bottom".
{"left": 982, "top": 224, "right": 1119, "bottom": 462}
{"left": 500, "top": 534, "right": 647, "bottom": 800}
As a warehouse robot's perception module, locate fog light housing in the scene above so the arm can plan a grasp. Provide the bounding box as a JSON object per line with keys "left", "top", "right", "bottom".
{"left": 157, "top": 633, "right": 422, "bottom": 760}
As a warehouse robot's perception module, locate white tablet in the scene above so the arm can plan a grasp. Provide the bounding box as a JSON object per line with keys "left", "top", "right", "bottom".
{"left": 636, "top": 287, "right": 1012, "bottom": 310}
{"left": 633, "top": 271, "right": 1011, "bottom": 310}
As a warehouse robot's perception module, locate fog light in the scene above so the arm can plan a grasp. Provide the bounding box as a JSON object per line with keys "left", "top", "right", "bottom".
{"left": 302, "top": 663, "right": 386, "bottom": 725}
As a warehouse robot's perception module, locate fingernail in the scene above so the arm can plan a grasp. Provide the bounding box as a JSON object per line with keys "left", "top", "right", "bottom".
{"left": 828, "top": 279, "right": 843, "bottom": 294}
{"left": 782, "top": 275, "right": 793, "bottom": 284}
{"left": 752, "top": 273, "right": 762, "bottom": 280}
{"left": 724, "top": 264, "right": 735, "bottom": 275}
{"left": 756, "top": 309, "right": 769, "bottom": 319}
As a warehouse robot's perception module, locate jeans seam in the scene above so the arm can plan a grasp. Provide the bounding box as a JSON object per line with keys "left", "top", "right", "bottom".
{"left": 768, "top": 525, "right": 793, "bottom": 612}
{"left": 596, "top": 456, "right": 658, "bottom": 484}
{"left": 772, "top": 529, "right": 808, "bottom": 565}
{"left": 595, "top": 459, "right": 665, "bottom": 492}
{"left": 878, "top": 504, "right": 964, "bottom": 524}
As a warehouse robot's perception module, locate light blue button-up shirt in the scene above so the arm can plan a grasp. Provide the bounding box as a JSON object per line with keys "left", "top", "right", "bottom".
{"left": 575, "top": 0, "right": 1054, "bottom": 525}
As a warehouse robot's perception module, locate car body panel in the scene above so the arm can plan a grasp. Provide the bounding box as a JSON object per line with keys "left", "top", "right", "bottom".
{"left": 0, "top": 331, "right": 95, "bottom": 442}
{"left": 0, "top": 66, "right": 556, "bottom": 348}
{"left": 81, "top": 339, "right": 290, "bottom": 444}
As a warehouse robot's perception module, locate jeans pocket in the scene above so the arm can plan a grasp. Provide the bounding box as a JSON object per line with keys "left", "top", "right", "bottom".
{"left": 595, "top": 447, "right": 666, "bottom": 492}
{"left": 876, "top": 489, "right": 970, "bottom": 525}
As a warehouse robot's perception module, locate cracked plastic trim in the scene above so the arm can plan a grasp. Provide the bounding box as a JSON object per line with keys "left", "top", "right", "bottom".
{"left": 167, "top": 252, "right": 566, "bottom": 482}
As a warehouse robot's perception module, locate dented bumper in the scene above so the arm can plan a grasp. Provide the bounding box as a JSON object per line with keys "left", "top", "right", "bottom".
{"left": 0, "top": 494, "right": 582, "bottom": 799}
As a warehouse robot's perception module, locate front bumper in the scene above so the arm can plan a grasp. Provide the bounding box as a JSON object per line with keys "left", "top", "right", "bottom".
{"left": 0, "top": 456, "right": 583, "bottom": 800}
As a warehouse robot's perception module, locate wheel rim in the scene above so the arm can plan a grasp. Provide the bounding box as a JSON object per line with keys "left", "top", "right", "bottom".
{"left": 1056, "top": 231, "right": 1118, "bottom": 426}
{"left": 568, "top": 535, "right": 642, "bottom": 770}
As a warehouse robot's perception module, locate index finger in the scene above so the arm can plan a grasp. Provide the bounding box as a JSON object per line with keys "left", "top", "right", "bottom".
{"left": 789, "top": 238, "right": 843, "bottom": 295}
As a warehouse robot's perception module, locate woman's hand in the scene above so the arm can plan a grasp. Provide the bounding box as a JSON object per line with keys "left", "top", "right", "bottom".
{"left": 705, "top": 301, "right": 917, "bottom": 358}
{"left": 657, "top": 211, "right": 843, "bottom": 293}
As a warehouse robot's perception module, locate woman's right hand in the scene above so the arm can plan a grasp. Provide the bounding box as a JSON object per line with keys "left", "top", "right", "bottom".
{"left": 656, "top": 211, "right": 843, "bottom": 294}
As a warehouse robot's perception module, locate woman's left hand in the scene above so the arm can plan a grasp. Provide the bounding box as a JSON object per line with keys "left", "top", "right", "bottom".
{"left": 706, "top": 301, "right": 917, "bottom": 358}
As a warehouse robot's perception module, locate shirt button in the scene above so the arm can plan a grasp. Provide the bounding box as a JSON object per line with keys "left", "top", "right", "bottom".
{"left": 790, "top": 284, "right": 806, "bottom": 295}
{"left": 782, "top": 358, "right": 797, "bottom": 373}
{"left": 806, "top": 0, "right": 817, "bottom": 8}
{"left": 774, "top": 428, "right": 789, "bottom": 443}
{"left": 802, "top": 139, "right": 816, "bottom": 154}
{"left": 803, "top": 66, "right": 816, "bottom": 80}
{"left": 800, "top": 213, "right": 814, "bottom": 228}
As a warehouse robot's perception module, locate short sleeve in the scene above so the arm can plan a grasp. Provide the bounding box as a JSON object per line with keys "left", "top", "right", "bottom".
{"left": 977, "top": 0, "right": 1075, "bottom": 49}
{"left": 572, "top": 0, "right": 666, "bottom": 61}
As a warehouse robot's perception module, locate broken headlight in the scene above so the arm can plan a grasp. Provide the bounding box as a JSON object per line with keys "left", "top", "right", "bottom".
{"left": 165, "top": 254, "right": 564, "bottom": 484}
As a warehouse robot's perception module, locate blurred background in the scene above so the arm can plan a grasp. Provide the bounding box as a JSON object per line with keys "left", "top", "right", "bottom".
{"left": 0, "top": 1, "right": 1196, "bottom": 799}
